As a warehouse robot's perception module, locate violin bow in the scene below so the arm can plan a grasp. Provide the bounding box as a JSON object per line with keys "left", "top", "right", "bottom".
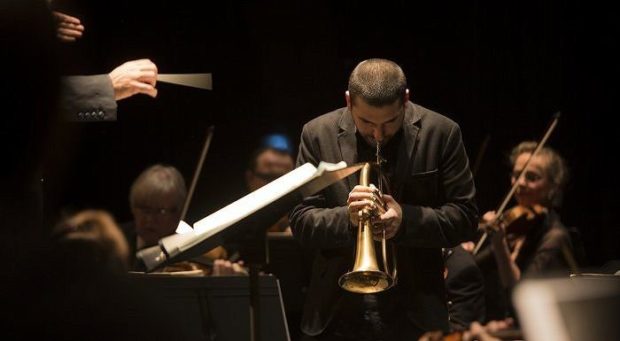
{"left": 180, "top": 125, "right": 215, "bottom": 222}
{"left": 473, "top": 112, "right": 561, "bottom": 255}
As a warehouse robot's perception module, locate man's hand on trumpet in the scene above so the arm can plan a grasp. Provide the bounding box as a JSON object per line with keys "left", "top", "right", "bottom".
{"left": 373, "top": 194, "right": 402, "bottom": 240}
{"left": 346, "top": 185, "right": 402, "bottom": 240}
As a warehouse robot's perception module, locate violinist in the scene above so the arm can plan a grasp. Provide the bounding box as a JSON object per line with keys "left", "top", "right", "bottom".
{"left": 469, "top": 140, "right": 574, "bottom": 328}
{"left": 123, "top": 164, "right": 244, "bottom": 275}
{"left": 483, "top": 141, "right": 572, "bottom": 288}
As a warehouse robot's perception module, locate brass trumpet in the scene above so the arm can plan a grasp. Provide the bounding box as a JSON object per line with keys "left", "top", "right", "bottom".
{"left": 338, "top": 162, "right": 397, "bottom": 294}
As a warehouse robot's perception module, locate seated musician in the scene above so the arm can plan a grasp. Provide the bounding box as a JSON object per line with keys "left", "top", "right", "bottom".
{"left": 245, "top": 140, "right": 295, "bottom": 234}
{"left": 476, "top": 141, "right": 575, "bottom": 320}
{"left": 244, "top": 138, "right": 313, "bottom": 341}
{"left": 443, "top": 245, "right": 486, "bottom": 332}
{"left": 50, "top": 210, "right": 192, "bottom": 339}
{"left": 124, "top": 164, "right": 245, "bottom": 275}
{"left": 54, "top": 209, "right": 130, "bottom": 272}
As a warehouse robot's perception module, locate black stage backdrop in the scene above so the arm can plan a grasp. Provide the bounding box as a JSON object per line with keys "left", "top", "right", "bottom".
{"left": 49, "top": 0, "right": 619, "bottom": 267}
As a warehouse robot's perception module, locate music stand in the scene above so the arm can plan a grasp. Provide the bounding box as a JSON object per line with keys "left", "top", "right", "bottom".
{"left": 129, "top": 273, "right": 290, "bottom": 341}
{"left": 264, "top": 232, "right": 311, "bottom": 338}
{"left": 137, "top": 161, "right": 364, "bottom": 341}
{"left": 514, "top": 275, "right": 620, "bottom": 341}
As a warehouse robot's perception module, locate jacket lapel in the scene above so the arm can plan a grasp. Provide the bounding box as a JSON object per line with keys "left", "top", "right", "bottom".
{"left": 393, "top": 102, "right": 421, "bottom": 200}
{"left": 338, "top": 108, "right": 358, "bottom": 191}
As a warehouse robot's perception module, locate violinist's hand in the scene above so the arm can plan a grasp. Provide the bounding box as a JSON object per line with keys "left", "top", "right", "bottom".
{"left": 372, "top": 194, "right": 402, "bottom": 241}
{"left": 482, "top": 210, "right": 498, "bottom": 224}
{"left": 347, "top": 185, "right": 377, "bottom": 226}
{"left": 108, "top": 59, "right": 158, "bottom": 100}
{"left": 481, "top": 210, "right": 504, "bottom": 235}
{"left": 461, "top": 241, "right": 476, "bottom": 253}
{"left": 485, "top": 318, "right": 514, "bottom": 333}
{"left": 462, "top": 318, "right": 515, "bottom": 341}
{"left": 463, "top": 322, "right": 502, "bottom": 341}
{"left": 417, "top": 330, "right": 444, "bottom": 341}
{"left": 52, "top": 11, "right": 84, "bottom": 43}
{"left": 212, "top": 259, "right": 248, "bottom": 276}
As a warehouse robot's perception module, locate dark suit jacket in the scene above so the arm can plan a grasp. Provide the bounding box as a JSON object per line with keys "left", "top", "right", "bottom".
{"left": 60, "top": 75, "right": 117, "bottom": 121}
{"left": 445, "top": 245, "right": 486, "bottom": 331}
{"left": 289, "top": 101, "right": 478, "bottom": 336}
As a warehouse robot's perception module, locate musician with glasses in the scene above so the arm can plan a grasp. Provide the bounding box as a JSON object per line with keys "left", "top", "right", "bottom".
{"left": 246, "top": 145, "right": 296, "bottom": 233}
{"left": 290, "top": 58, "right": 478, "bottom": 340}
{"left": 123, "top": 164, "right": 234, "bottom": 273}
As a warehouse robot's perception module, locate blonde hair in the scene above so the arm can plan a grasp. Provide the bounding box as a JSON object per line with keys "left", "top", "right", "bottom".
{"left": 510, "top": 141, "right": 569, "bottom": 207}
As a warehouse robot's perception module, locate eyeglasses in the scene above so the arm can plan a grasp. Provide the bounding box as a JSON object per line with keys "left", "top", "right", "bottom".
{"left": 252, "top": 171, "right": 285, "bottom": 183}
{"left": 135, "top": 206, "right": 179, "bottom": 216}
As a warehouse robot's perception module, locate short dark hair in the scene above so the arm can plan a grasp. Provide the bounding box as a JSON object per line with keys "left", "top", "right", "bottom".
{"left": 348, "top": 58, "right": 407, "bottom": 107}
{"left": 247, "top": 147, "right": 293, "bottom": 172}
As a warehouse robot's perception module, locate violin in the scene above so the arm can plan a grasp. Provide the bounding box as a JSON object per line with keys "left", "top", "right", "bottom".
{"left": 472, "top": 205, "right": 547, "bottom": 262}
{"left": 490, "top": 204, "right": 547, "bottom": 237}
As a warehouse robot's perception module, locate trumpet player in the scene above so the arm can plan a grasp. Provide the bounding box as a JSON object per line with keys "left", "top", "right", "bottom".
{"left": 290, "top": 58, "right": 478, "bottom": 341}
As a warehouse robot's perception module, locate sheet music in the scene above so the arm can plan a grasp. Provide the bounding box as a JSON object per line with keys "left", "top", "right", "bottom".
{"left": 144, "top": 161, "right": 357, "bottom": 269}
{"left": 193, "top": 163, "right": 319, "bottom": 236}
{"left": 161, "top": 162, "right": 347, "bottom": 256}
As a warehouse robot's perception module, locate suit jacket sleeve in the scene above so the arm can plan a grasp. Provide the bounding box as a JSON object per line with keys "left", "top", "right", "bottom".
{"left": 60, "top": 75, "right": 117, "bottom": 122}
{"left": 398, "top": 123, "right": 478, "bottom": 247}
{"left": 445, "top": 247, "right": 486, "bottom": 330}
{"left": 289, "top": 123, "right": 353, "bottom": 249}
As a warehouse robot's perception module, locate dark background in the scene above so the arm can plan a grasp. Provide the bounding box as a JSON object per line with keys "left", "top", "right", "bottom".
{"left": 50, "top": 0, "right": 619, "bottom": 267}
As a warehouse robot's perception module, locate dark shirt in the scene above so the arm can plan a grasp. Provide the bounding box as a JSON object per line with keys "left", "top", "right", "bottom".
{"left": 444, "top": 246, "right": 485, "bottom": 331}
{"left": 331, "top": 130, "right": 410, "bottom": 340}
{"left": 476, "top": 209, "right": 572, "bottom": 321}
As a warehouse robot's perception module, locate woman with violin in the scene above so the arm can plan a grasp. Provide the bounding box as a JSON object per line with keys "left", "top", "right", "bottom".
{"left": 484, "top": 141, "right": 571, "bottom": 286}
{"left": 471, "top": 141, "right": 573, "bottom": 324}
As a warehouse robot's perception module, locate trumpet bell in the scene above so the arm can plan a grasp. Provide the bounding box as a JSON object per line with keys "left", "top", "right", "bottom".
{"left": 338, "top": 270, "right": 393, "bottom": 294}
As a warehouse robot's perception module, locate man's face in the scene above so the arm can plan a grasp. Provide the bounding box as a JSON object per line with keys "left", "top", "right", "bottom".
{"left": 246, "top": 149, "right": 294, "bottom": 191}
{"left": 132, "top": 191, "right": 181, "bottom": 247}
{"left": 349, "top": 96, "right": 405, "bottom": 146}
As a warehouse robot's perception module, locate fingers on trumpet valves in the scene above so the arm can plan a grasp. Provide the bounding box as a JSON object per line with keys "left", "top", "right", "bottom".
{"left": 371, "top": 219, "right": 385, "bottom": 230}
{"left": 372, "top": 197, "right": 387, "bottom": 216}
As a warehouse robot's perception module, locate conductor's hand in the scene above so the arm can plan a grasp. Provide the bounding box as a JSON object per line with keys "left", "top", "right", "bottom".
{"left": 108, "top": 59, "right": 158, "bottom": 100}
{"left": 372, "top": 194, "right": 402, "bottom": 240}
{"left": 52, "top": 11, "right": 84, "bottom": 43}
